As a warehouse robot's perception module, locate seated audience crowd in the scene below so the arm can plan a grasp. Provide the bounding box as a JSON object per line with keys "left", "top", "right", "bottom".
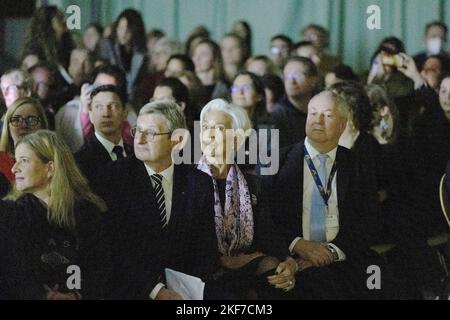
{"left": 0, "top": 5, "right": 449, "bottom": 300}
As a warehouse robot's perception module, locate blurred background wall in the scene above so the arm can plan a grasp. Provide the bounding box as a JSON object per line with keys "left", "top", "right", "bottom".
{"left": 1, "top": 0, "right": 450, "bottom": 72}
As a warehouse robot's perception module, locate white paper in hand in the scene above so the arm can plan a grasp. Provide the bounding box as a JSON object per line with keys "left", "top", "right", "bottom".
{"left": 165, "top": 268, "right": 205, "bottom": 300}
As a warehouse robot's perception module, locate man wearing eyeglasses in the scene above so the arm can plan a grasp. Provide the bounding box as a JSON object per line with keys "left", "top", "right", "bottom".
{"left": 0, "top": 69, "right": 34, "bottom": 132}
{"left": 0, "top": 69, "right": 33, "bottom": 109}
{"left": 75, "top": 84, "right": 133, "bottom": 181}
{"left": 271, "top": 56, "right": 320, "bottom": 148}
{"left": 95, "top": 99, "right": 218, "bottom": 300}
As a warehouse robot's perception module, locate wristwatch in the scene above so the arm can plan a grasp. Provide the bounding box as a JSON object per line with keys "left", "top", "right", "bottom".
{"left": 327, "top": 245, "right": 339, "bottom": 261}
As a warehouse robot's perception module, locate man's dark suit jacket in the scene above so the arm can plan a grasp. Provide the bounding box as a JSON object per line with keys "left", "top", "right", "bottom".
{"left": 265, "top": 140, "right": 371, "bottom": 260}
{"left": 74, "top": 134, "right": 134, "bottom": 181}
{"left": 96, "top": 158, "right": 219, "bottom": 299}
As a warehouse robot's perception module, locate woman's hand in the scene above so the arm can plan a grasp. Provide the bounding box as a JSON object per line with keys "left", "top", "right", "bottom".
{"left": 397, "top": 53, "right": 425, "bottom": 88}
{"left": 266, "top": 257, "right": 296, "bottom": 291}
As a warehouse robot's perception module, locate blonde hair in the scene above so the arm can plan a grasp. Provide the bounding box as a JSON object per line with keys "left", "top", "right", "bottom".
{"left": 0, "top": 97, "right": 48, "bottom": 154}
{"left": 11, "top": 130, "right": 107, "bottom": 229}
{"left": 200, "top": 99, "right": 252, "bottom": 147}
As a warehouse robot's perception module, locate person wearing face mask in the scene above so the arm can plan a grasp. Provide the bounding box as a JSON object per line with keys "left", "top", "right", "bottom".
{"left": 413, "top": 21, "right": 449, "bottom": 71}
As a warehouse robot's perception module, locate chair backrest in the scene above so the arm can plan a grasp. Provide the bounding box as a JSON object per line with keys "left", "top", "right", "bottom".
{"left": 439, "top": 174, "right": 450, "bottom": 228}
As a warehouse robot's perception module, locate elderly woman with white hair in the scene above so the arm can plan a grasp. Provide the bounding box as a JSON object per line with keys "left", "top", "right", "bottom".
{"left": 197, "top": 99, "right": 297, "bottom": 299}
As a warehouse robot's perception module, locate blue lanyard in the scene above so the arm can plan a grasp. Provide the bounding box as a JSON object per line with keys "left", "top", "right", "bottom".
{"left": 304, "top": 146, "right": 337, "bottom": 207}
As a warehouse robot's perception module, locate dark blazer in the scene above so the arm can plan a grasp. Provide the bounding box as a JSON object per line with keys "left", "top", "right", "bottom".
{"left": 75, "top": 134, "right": 134, "bottom": 182}
{"left": 96, "top": 158, "right": 219, "bottom": 299}
{"left": 99, "top": 39, "right": 148, "bottom": 98}
{"left": 225, "top": 171, "right": 289, "bottom": 261}
{"left": 0, "top": 195, "right": 110, "bottom": 299}
{"left": 264, "top": 141, "right": 372, "bottom": 260}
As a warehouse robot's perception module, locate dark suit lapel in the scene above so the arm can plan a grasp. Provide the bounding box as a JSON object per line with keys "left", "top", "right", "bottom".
{"left": 279, "top": 142, "right": 304, "bottom": 232}
{"left": 167, "top": 165, "right": 187, "bottom": 231}
{"left": 124, "top": 143, "right": 134, "bottom": 157}
{"left": 88, "top": 134, "right": 112, "bottom": 162}
{"left": 336, "top": 146, "right": 350, "bottom": 206}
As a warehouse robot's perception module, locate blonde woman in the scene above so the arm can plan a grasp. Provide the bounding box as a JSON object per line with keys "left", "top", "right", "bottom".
{"left": 0, "top": 98, "right": 48, "bottom": 196}
{"left": 0, "top": 130, "right": 109, "bottom": 299}
{"left": 197, "top": 99, "right": 296, "bottom": 299}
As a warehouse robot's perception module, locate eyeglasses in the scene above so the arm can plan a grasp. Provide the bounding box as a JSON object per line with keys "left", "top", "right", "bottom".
{"left": 9, "top": 115, "right": 42, "bottom": 127}
{"left": 130, "top": 127, "right": 172, "bottom": 142}
{"left": 1, "top": 84, "right": 24, "bottom": 96}
{"left": 285, "top": 72, "right": 306, "bottom": 81}
{"left": 230, "top": 84, "right": 253, "bottom": 94}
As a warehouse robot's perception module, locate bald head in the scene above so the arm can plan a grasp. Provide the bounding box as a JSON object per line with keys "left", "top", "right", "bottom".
{"left": 305, "top": 91, "right": 347, "bottom": 152}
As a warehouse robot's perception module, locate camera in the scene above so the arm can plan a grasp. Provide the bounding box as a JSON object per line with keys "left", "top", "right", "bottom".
{"left": 381, "top": 54, "right": 403, "bottom": 67}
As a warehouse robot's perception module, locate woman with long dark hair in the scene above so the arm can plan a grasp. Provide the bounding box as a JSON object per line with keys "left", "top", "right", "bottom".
{"left": 99, "top": 8, "right": 148, "bottom": 99}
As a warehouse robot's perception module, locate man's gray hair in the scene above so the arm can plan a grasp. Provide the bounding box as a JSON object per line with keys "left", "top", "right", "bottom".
{"left": 139, "top": 98, "right": 187, "bottom": 131}
{"left": 1, "top": 68, "right": 33, "bottom": 92}
{"left": 323, "top": 89, "right": 350, "bottom": 119}
{"left": 200, "top": 98, "right": 252, "bottom": 132}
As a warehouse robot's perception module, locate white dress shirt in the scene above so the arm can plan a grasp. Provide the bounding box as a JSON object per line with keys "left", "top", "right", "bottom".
{"left": 95, "top": 132, "right": 126, "bottom": 161}
{"left": 289, "top": 138, "right": 346, "bottom": 261}
{"left": 143, "top": 163, "right": 175, "bottom": 300}
{"left": 144, "top": 163, "right": 174, "bottom": 223}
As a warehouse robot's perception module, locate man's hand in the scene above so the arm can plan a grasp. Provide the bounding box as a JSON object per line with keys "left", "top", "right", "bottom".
{"left": 293, "top": 239, "right": 334, "bottom": 267}
{"left": 155, "top": 288, "right": 183, "bottom": 300}
{"left": 295, "top": 258, "right": 315, "bottom": 272}
{"left": 267, "top": 257, "right": 296, "bottom": 291}
{"left": 220, "top": 252, "right": 264, "bottom": 270}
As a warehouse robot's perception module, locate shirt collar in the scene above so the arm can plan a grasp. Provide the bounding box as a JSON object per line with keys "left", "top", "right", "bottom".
{"left": 305, "top": 137, "right": 337, "bottom": 163}
{"left": 95, "top": 132, "right": 124, "bottom": 155}
{"left": 144, "top": 163, "right": 174, "bottom": 184}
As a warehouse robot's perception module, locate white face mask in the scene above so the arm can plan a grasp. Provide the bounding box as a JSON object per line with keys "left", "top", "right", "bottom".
{"left": 427, "top": 37, "right": 442, "bottom": 54}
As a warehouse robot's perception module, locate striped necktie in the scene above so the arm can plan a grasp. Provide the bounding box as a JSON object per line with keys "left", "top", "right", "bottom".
{"left": 151, "top": 174, "right": 167, "bottom": 228}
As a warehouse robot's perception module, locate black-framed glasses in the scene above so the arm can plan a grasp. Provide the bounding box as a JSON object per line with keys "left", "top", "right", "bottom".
{"left": 9, "top": 115, "right": 42, "bottom": 127}
{"left": 130, "top": 127, "right": 172, "bottom": 142}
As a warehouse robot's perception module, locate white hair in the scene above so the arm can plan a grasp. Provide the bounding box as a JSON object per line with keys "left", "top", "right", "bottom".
{"left": 200, "top": 99, "right": 252, "bottom": 133}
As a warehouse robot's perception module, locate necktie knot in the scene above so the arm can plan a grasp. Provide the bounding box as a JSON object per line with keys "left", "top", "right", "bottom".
{"left": 151, "top": 173, "right": 163, "bottom": 185}
{"left": 317, "top": 154, "right": 328, "bottom": 166}
{"left": 112, "top": 145, "right": 124, "bottom": 159}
